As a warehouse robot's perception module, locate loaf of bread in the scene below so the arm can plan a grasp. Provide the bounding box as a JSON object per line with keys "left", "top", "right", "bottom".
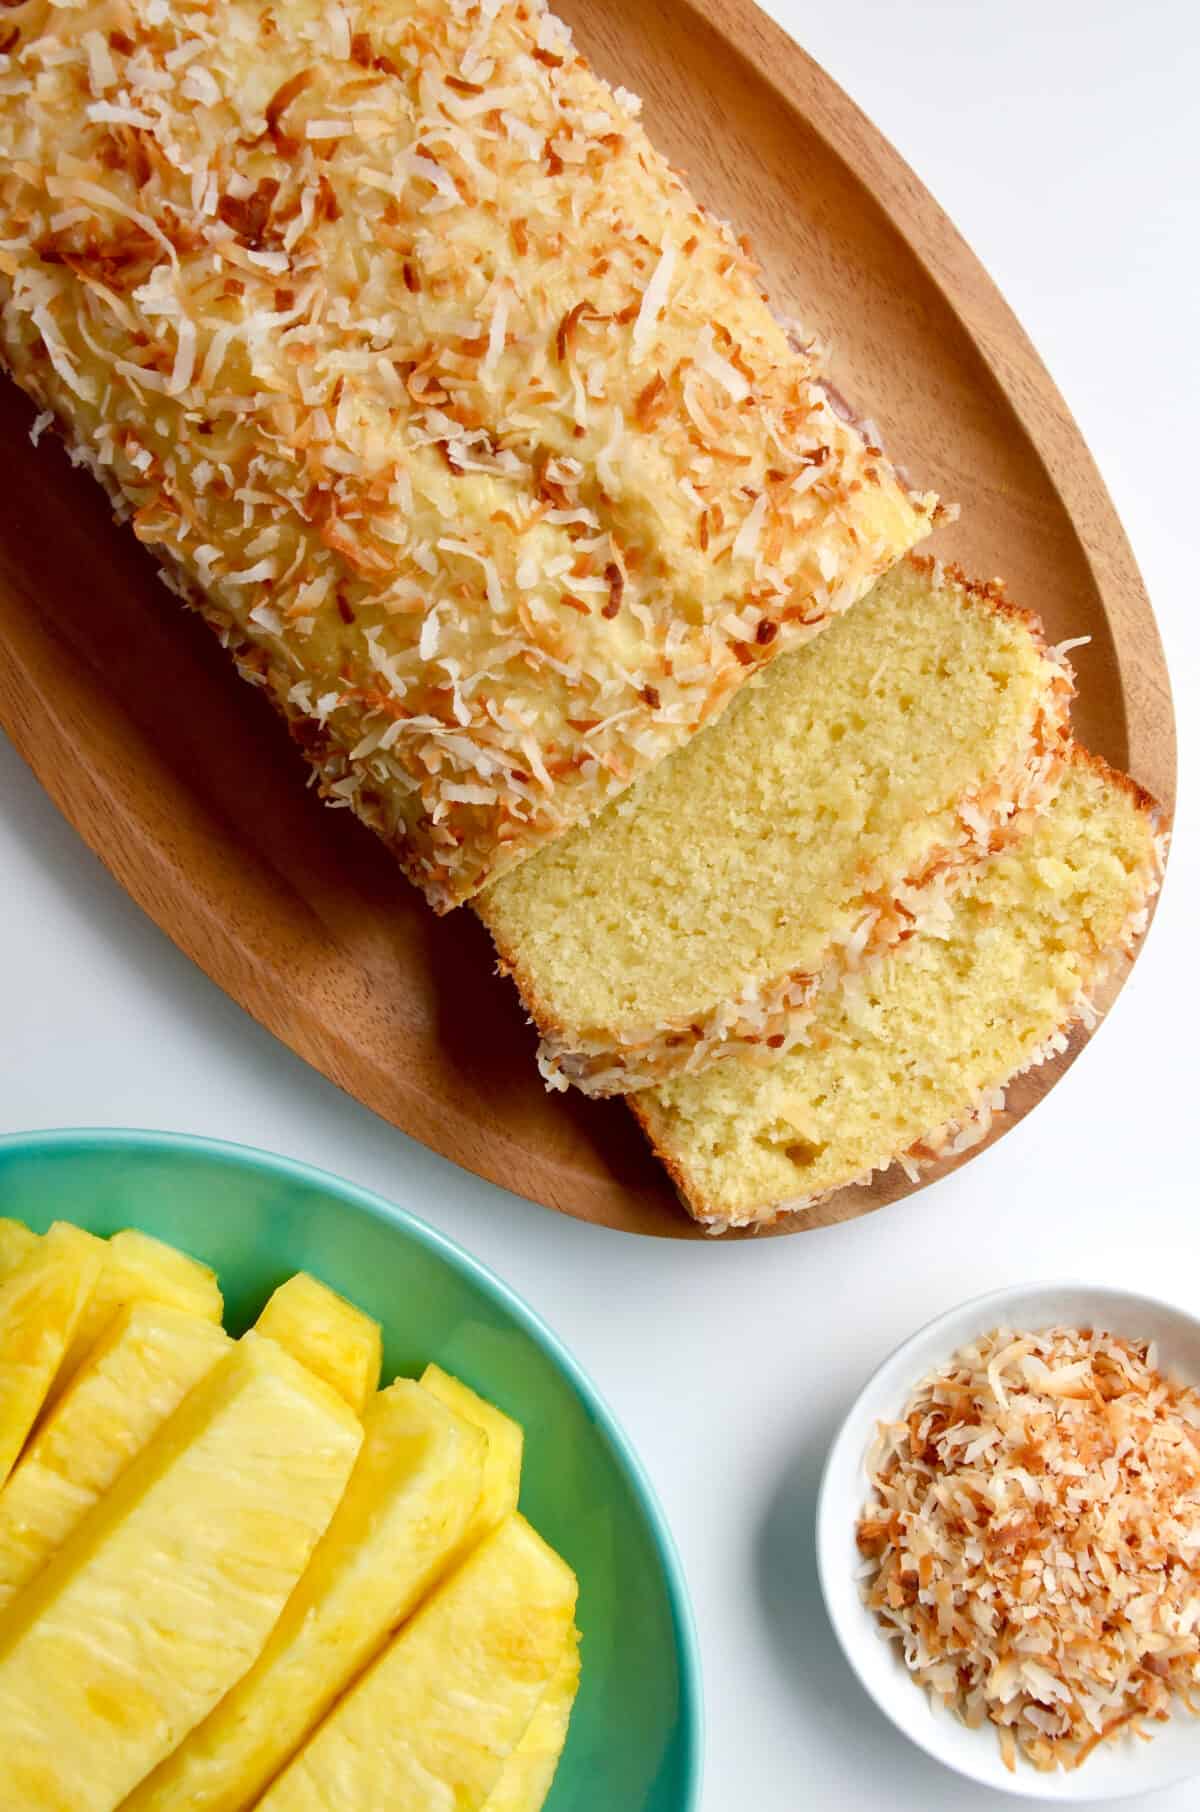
{"left": 0, "top": 0, "right": 935, "bottom": 909}
{"left": 478, "top": 559, "right": 1073, "bottom": 1092}
{"left": 634, "top": 749, "right": 1163, "bottom": 1230}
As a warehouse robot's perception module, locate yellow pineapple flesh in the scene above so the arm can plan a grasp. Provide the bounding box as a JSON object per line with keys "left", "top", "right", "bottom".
{"left": 0, "top": 1331, "right": 361, "bottom": 1812}
{"left": 125, "top": 1377, "right": 485, "bottom": 1812}
{"left": 422, "top": 1363, "right": 523, "bottom": 1545}
{"left": 0, "top": 1302, "right": 231, "bottom": 1611}
{"left": 483, "top": 1634, "right": 582, "bottom": 1812}
{"left": 255, "top": 1272, "right": 382, "bottom": 1414}
{"left": 52, "top": 1228, "right": 223, "bottom": 1406}
{"left": 258, "top": 1513, "right": 579, "bottom": 1812}
{"left": 0, "top": 1219, "right": 38, "bottom": 1280}
{"left": 0, "top": 1222, "right": 105, "bottom": 1488}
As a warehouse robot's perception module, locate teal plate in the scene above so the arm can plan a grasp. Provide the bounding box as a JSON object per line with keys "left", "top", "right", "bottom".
{"left": 0, "top": 1127, "right": 703, "bottom": 1812}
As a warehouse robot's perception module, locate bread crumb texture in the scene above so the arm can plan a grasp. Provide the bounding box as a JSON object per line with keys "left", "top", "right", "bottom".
{"left": 480, "top": 558, "right": 1071, "bottom": 1089}
{"left": 635, "top": 750, "right": 1161, "bottom": 1226}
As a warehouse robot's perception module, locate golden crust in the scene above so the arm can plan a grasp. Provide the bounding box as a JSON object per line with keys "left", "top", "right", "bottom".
{"left": 1065, "top": 741, "right": 1164, "bottom": 823}
{"left": 0, "top": 0, "right": 935, "bottom": 908}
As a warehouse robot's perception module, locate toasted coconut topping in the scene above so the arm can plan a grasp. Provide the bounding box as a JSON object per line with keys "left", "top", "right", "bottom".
{"left": 858, "top": 1326, "right": 1200, "bottom": 1772}
{"left": 0, "top": 0, "right": 935, "bottom": 908}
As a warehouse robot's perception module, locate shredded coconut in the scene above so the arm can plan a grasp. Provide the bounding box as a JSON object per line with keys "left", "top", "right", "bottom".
{"left": 858, "top": 1326, "right": 1200, "bottom": 1773}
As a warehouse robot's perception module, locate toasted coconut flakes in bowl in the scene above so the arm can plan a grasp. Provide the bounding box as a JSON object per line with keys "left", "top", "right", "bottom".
{"left": 857, "top": 1326, "right": 1200, "bottom": 1773}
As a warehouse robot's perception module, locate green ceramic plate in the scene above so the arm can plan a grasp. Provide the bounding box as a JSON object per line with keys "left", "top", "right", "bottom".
{"left": 0, "top": 1127, "right": 702, "bottom": 1812}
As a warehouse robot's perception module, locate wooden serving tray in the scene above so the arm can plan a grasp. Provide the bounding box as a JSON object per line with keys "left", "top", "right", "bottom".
{"left": 0, "top": 0, "right": 1175, "bottom": 1240}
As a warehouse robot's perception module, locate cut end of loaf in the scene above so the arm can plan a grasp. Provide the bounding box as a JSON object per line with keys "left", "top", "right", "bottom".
{"left": 633, "top": 746, "right": 1165, "bottom": 1231}
{"left": 480, "top": 555, "right": 1073, "bottom": 1092}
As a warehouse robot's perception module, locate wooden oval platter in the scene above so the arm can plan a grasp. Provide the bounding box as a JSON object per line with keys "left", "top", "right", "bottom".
{"left": 0, "top": 0, "right": 1175, "bottom": 1240}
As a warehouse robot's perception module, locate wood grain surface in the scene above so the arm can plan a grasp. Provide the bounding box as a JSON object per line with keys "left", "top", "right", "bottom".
{"left": 0, "top": 0, "right": 1175, "bottom": 1240}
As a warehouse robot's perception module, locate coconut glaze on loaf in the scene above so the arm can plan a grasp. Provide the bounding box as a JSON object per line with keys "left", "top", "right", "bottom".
{"left": 0, "top": 0, "right": 935, "bottom": 908}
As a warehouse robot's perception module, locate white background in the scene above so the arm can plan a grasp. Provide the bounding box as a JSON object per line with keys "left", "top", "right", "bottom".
{"left": 2, "top": 3, "right": 1198, "bottom": 1808}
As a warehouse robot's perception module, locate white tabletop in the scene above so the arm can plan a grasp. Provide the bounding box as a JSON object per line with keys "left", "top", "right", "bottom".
{"left": 2, "top": 3, "right": 1197, "bottom": 1808}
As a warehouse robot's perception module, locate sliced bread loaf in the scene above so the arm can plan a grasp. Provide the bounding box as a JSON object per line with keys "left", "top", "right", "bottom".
{"left": 0, "top": 0, "right": 934, "bottom": 911}
{"left": 633, "top": 748, "right": 1164, "bottom": 1230}
{"left": 478, "top": 559, "right": 1073, "bottom": 1093}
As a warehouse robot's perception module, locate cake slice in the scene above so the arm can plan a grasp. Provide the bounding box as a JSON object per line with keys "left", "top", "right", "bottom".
{"left": 0, "top": 0, "right": 935, "bottom": 911}
{"left": 634, "top": 748, "right": 1163, "bottom": 1230}
{"left": 478, "top": 560, "right": 1073, "bottom": 1094}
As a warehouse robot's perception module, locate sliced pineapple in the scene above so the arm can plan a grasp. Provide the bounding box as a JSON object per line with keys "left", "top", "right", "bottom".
{"left": 0, "top": 1222, "right": 105, "bottom": 1488}
{"left": 0, "top": 1219, "right": 37, "bottom": 1280}
{"left": 126, "top": 1377, "right": 485, "bottom": 1812}
{"left": 0, "top": 1331, "right": 361, "bottom": 1812}
{"left": 258, "top": 1513, "right": 579, "bottom": 1812}
{"left": 255, "top": 1272, "right": 382, "bottom": 1414}
{"left": 51, "top": 1228, "right": 223, "bottom": 1405}
{"left": 0, "top": 1302, "right": 231, "bottom": 1611}
{"left": 422, "top": 1363, "right": 523, "bottom": 1545}
{"left": 483, "top": 1633, "right": 582, "bottom": 1812}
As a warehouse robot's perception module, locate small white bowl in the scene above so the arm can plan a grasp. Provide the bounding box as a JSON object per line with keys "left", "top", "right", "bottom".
{"left": 816, "top": 1281, "right": 1200, "bottom": 1802}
